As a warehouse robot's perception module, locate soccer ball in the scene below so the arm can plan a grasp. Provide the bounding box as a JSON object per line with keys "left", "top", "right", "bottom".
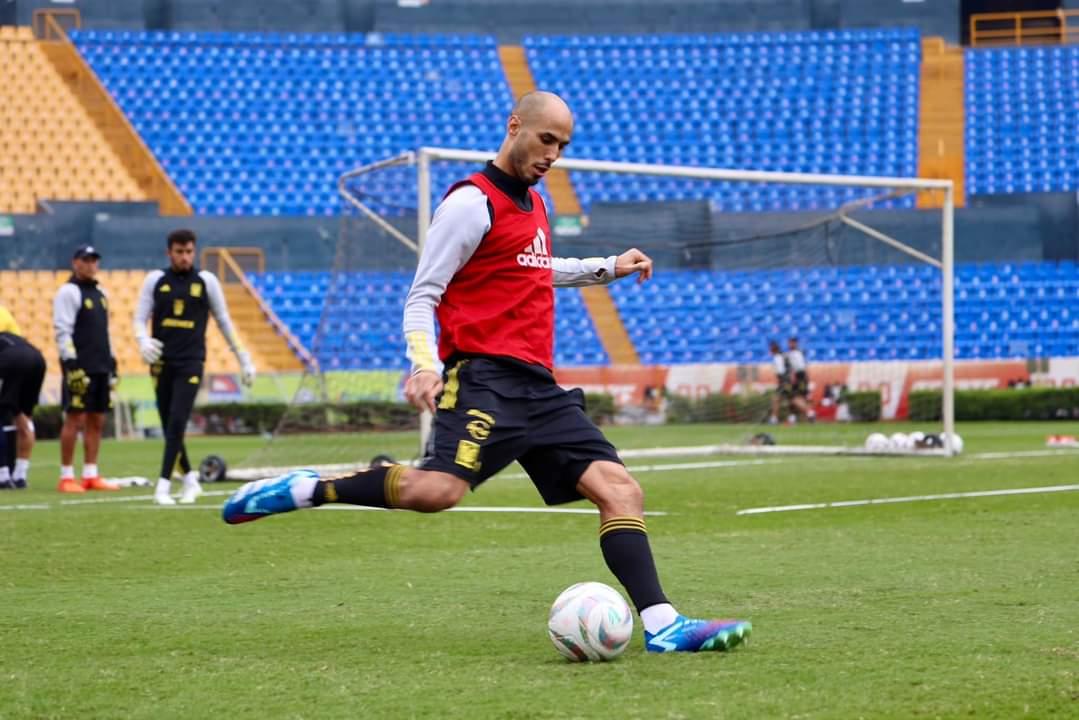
{"left": 865, "top": 432, "right": 889, "bottom": 451}
{"left": 944, "top": 432, "right": 964, "bottom": 454}
{"left": 547, "top": 582, "right": 633, "bottom": 662}
{"left": 889, "top": 432, "right": 911, "bottom": 450}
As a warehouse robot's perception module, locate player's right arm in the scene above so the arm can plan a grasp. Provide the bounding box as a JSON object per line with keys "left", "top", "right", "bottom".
{"left": 402, "top": 184, "right": 490, "bottom": 412}
{"left": 133, "top": 271, "right": 164, "bottom": 364}
{"left": 53, "top": 284, "right": 81, "bottom": 365}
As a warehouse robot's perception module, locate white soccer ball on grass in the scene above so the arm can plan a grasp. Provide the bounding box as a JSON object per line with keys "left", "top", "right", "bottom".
{"left": 865, "top": 432, "right": 889, "bottom": 451}
{"left": 944, "top": 432, "right": 964, "bottom": 454}
{"left": 889, "top": 432, "right": 911, "bottom": 451}
{"left": 548, "top": 582, "right": 633, "bottom": 662}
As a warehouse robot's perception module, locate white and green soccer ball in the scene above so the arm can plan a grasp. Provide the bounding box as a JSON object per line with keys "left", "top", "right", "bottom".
{"left": 547, "top": 582, "right": 633, "bottom": 662}
{"left": 889, "top": 432, "right": 912, "bottom": 450}
{"left": 865, "top": 432, "right": 889, "bottom": 451}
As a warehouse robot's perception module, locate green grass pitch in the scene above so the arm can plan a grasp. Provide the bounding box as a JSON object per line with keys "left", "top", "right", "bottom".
{"left": 2, "top": 422, "right": 1078, "bottom": 718}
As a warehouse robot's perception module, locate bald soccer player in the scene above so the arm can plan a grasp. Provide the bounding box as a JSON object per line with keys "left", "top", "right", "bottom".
{"left": 224, "top": 92, "right": 752, "bottom": 654}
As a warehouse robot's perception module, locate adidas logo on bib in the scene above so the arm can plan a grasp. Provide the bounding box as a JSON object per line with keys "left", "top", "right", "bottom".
{"left": 517, "top": 228, "right": 551, "bottom": 269}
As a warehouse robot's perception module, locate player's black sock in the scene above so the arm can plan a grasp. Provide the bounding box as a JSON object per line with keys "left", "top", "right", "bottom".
{"left": 598, "top": 516, "right": 669, "bottom": 613}
{"left": 312, "top": 464, "right": 403, "bottom": 508}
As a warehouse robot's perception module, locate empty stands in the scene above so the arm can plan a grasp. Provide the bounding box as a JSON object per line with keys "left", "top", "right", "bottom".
{"left": 608, "top": 261, "right": 1079, "bottom": 364}
{"left": 248, "top": 262, "right": 1077, "bottom": 368}
{"left": 965, "top": 45, "right": 1079, "bottom": 196}
{"left": 524, "top": 29, "right": 922, "bottom": 211}
{"left": 0, "top": 26, "right": 149, "bottom": 214}
{"left": 248, "top": 271, "right": 608, "bottom": 369}
{"left": 70, "top": 30, "right": 514, "bottom": 216}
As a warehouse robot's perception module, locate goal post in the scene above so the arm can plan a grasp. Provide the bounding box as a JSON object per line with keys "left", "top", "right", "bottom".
{"left": 414, "top": 147, "right": 957, "bottom": 455}
{"left": 231, "top": 150, "right": 959, "bottom": 482}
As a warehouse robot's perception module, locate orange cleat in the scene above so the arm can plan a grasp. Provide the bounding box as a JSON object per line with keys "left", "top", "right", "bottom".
{"left": 81, "top": 477, "right": 120, "bottom": 491}
{"left": 57, "top": 478, "right": 87, "bottom": 493}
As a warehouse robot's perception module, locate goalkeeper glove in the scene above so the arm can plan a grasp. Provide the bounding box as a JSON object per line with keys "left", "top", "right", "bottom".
{"left": 139, "top": 337, "right": 163, "bottom": 364}
{"left": 109, "top": 356, "right": 120, "bottom": 390}
{"left": 63, "top": 359, "right": 90, "bottom": 395}
{"left": 240, "top": 356, "right": 256, "bottom": 387}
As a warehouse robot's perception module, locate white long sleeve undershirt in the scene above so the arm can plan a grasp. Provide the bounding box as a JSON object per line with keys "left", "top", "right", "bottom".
{"left": 403, "top": 184, "right": 617, "bottom": 375}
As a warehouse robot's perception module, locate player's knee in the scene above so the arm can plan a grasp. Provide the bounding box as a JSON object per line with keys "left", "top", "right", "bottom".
{"left": 582, "top": 462, "right": 643, "bottom": 511}
{"left": 609, "top": 469, "right": 644, "bottom": 507}
{"left": 400, "top": 471, "right": 468, "bottom": 512}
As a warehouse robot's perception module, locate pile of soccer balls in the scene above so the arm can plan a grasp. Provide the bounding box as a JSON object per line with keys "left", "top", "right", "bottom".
{"left": 547, "top": 582, "right": 634, "bottom": 661}
{"left": 864, "top": 431, "right": 963, "bottom": 453}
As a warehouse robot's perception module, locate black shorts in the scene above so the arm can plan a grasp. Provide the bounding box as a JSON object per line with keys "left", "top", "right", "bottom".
{"left": 62, "top": 371, "right": 112, "bottom": 413}
{"left": 420, "top": 356, "right": 622, "bottom": 506}
{"left": 792, "top": 371, "right": 809, "bottom": 398}
{"left": 0, "top": 345, "right": 46, "bottom": 417}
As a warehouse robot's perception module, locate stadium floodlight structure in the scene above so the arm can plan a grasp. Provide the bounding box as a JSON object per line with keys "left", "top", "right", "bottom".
{"left": 233, "top": 149, "right": 958, "bottom": 482}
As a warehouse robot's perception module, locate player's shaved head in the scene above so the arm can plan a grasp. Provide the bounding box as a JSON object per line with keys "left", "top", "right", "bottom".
{"left": 496, "top": 90, "right": 573, "bottom": 185}
{"left": 512, "top": 91, "right": 573, "bottom": 128}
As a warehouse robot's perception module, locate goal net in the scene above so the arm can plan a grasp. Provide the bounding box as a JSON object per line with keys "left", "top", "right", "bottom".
{"left": 232, "top": 149, "right": 956, "bottom": 480}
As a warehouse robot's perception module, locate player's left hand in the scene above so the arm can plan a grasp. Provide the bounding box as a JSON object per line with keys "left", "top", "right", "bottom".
{"left": 615, "top": 248, "right": 653, "bottom": 284}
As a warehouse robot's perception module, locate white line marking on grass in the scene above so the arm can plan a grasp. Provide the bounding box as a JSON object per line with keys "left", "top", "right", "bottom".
{"left": 129, "top": 504, "right": 669, "bottom": 516}
{"left": 737, "top": 483, "right": 1079, "bottom": 515}
{"left": 967, "top": 449, "right": 1079, "bottom": 460}
{"left": 60, "top": 490, "right": 233, "bottom": 506}
{"left": 0, "top": 503, "right": 50, "bottom": 510}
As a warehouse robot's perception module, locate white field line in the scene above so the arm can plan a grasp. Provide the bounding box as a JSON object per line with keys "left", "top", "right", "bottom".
{"left": 737, "top": 483, "right": 1079, "bottom": 516}
{"left": 966, "top": 449, "right": 1079, "bottom": 460}
{"left": 131, "top": 505, "right": 668, "bottom": 516}
{"left": 59, "top": 490, "right": 234, "bottom": 506}
{"left": 0, "top": 503, "right": 50, "bottom": 510}
{"left": 56, "top": 459, "right": 773, "bottom": 507}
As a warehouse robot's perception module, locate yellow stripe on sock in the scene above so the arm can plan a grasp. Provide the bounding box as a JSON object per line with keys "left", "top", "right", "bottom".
{"left": 599, "top": 521, "right": 647, "bottom": 534}
{"left": 599, "top": 516, "right": 647, "bottom": 538}
{"left": 384, "top": 464, "right": 404, "bottom": 508}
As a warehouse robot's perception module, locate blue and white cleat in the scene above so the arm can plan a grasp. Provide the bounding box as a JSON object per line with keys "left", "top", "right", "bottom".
{"left": 645, "top": 615, "right": 752, "bottom": 653}
{"left": 222, "top": 469, "right": 320, "bottom": 525}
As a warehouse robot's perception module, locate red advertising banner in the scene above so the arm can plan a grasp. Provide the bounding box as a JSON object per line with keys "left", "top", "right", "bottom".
{"left": 553, "top": 358, "right": 1066, "bottom": 420}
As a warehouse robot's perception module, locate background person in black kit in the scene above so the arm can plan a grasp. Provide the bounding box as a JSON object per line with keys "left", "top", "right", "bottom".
{"left": 53, "top": 245, "right": 121, "bottom": 494}
{"left": 768, "top": 340, "right": 790, "bottom": 425}
{"left": 786, "top": 336, "right": 815, "bottom": 423}
{"left": 133, "top": 230, "right": 256, "bottom": 506}
{"left": 0, "top": 318, "right": 46, "bottom": 491}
